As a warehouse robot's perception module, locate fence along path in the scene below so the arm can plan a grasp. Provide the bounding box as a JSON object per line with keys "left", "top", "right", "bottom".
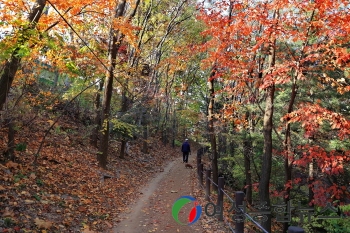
{"left": 195, "top": 148, "right": 305, "bottom": 233}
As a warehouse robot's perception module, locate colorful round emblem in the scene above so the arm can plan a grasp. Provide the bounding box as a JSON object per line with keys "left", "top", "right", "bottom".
{"left": 172, "top": 196, "right": 202, "bottom": 225}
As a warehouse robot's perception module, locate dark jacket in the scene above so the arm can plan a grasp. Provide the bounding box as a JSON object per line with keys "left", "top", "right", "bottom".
{"left": 181, "top": 141, "right": 191, "bottom": 153}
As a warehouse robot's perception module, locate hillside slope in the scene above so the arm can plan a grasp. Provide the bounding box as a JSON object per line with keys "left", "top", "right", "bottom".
{"left": 0, "top": 115, "right": 179, "bottom": 232}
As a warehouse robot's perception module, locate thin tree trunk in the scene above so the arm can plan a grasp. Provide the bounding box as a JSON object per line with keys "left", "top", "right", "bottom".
{"left": 0, "top": 0, "right": 46, "bottom": 111}
{"left": 142, "top": 111, "right": 149, "bottom": 154}
{"left": 283, "top": 77, "right": 298, "bottom": 232}
{"left": 208, "top": 69, "right": 218, "bottom": 191}
{"left": 243, "top": 139, "right": 252, "bottom": 205}
{"left": 119, "top": 76, "right": 130, "bottom": 159}
{"left": 243, "top": 119, "right": 253, "bottom": 205}
{"left": 259, "top": 36, "right": 276, "bottom": 232}
{"left": 259, "top": 84, "right": 275, "bottom": 232}
{"left": 308, "top": 160, "right": 314, "bottom": 204}
{"left": 172, "top": 108, "right": 177, "bottom": 148}
{"left": 91, "top": 80, "right": 103, "bottom": 147}
{"left": 98, "top": 0, "right": 127, "bottom": 168}
{"left": 5, "top": 118, "right": 15, "bottom": 161}
{"left": 120, "top": 140, "right": 126, "bottom": 159}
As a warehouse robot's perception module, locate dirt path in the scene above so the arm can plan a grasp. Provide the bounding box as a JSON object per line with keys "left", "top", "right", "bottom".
{"left": 113, "top": 156, "right": 203, "bottom": 233}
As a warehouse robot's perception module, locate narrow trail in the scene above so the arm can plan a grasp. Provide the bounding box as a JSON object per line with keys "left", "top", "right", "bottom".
{"left": 113, "top": 155, "right": 203, "bottom": 233}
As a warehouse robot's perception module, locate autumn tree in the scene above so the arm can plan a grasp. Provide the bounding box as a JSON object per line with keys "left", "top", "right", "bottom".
{"left": 0, "top": 0, "right": 47, "bottom": 111}
{"left": 199, "top": 0, "right": 350, "bottom": 231}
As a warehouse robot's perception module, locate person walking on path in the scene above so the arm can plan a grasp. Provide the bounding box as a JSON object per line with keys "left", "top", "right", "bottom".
{"left": 181, "top": 139, "right": 191, "bottom": 163}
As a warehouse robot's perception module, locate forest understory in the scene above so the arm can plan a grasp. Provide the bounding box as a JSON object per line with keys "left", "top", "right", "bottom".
{"left": 0, "top": 113, "right": 181, "bottom": 233}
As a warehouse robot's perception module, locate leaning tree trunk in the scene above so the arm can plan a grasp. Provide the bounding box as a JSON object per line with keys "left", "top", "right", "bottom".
{"left": 0, "top": 0, "right": 46, "bottom": 111}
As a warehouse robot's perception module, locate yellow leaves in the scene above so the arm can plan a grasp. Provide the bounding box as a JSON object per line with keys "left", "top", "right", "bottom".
{"left": 47, "top": 120, "right": 55, "bottom": 127}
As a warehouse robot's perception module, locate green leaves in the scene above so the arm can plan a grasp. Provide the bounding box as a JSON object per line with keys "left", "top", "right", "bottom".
{"left": 110, "top": 119, "right": 138, "bottom": 140}
{"left": 15, "top": 143, "right": 27, "bottom": 152}
{"left": 65, "top": 60, "right": 81, "bottom": 75}
{"left": 15, "top": 42, "right": 30, "bottom": 57}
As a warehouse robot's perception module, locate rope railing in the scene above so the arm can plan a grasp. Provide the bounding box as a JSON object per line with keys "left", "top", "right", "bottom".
{"left": 221, "top": 189, "right": 269, "bottom": 233}
{"left": 196, "top": 149, "right": 268, "bottom": 233}
{"left": 241, "top": 210, "right": 269, "bottom": 233}
{"left": 196, "top": 149, "right": 305, "bottom": 233}
{"left": 222, "top": 213, "right": 236, "bottom": 233}
{"left": 221, "top": 189, "right": 235, "bottom": 203}
{"left": 207, "top": 177, "right": 218, "bottom": 187}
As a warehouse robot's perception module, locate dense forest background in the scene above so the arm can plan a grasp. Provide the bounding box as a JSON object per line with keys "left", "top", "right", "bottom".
{"left": 1, "top": 0, "right": 349, "bottom": 232}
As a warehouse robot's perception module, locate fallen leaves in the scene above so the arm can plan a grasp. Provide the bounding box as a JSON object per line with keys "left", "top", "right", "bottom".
{"left": 2, "top": 208, "right": 14, "bottom": 218}
{"left": 82, "top": 227, "right": 96, "bottom": 233}
{"left": 29, "top": 173, "right": 36, "bottom": 180}
{"left": 5, "top": 161, "right": 19, "bottom": 169}
{"left": 34, "top": 218, "right": 53, "bottom": 229}
{"left": 0, "top": 114, "right": 181, "bottom": 232}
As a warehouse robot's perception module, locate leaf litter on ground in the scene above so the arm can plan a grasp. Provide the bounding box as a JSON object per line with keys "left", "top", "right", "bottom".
{"left": 0, "top": 115, "right": 181, "bottom": 232}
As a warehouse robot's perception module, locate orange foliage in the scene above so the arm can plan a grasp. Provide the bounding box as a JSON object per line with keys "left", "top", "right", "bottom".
{"left": 198, "top": 0, "right": 350, "bottom": 206}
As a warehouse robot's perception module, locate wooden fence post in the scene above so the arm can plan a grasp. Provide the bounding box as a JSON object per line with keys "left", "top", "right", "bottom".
{"left": 235, "top": 191, "right": 245, "bottom": 233}
{"left": 199, "top": 163, "right": 204, "bottom": 187}
{"left": 217, "top": 177, "right": 225, "bottom": 221}
{"left": 288, "top": 226, "right": 305, "bottom": 233}
{"left": 205, "top": 169, "right": 211, "bottom": 202}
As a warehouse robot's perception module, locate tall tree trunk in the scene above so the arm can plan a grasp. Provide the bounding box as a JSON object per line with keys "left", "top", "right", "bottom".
{"left": 259, "top": 84, "right": 275, "bottom": 232}
{"left": 0, "top": 0, "right": 46, "bottom": 111}
{"left": 208, "top": 70, "right": 218, "bottom": 191}
{"left": 98, "top": 0, "right": 127, "bottom": 168}
{"left": 283, "top": 77, "right": 298, "bottom": 232}
{"left": 259, "top": 37, "right": 276, "bottom": 232}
